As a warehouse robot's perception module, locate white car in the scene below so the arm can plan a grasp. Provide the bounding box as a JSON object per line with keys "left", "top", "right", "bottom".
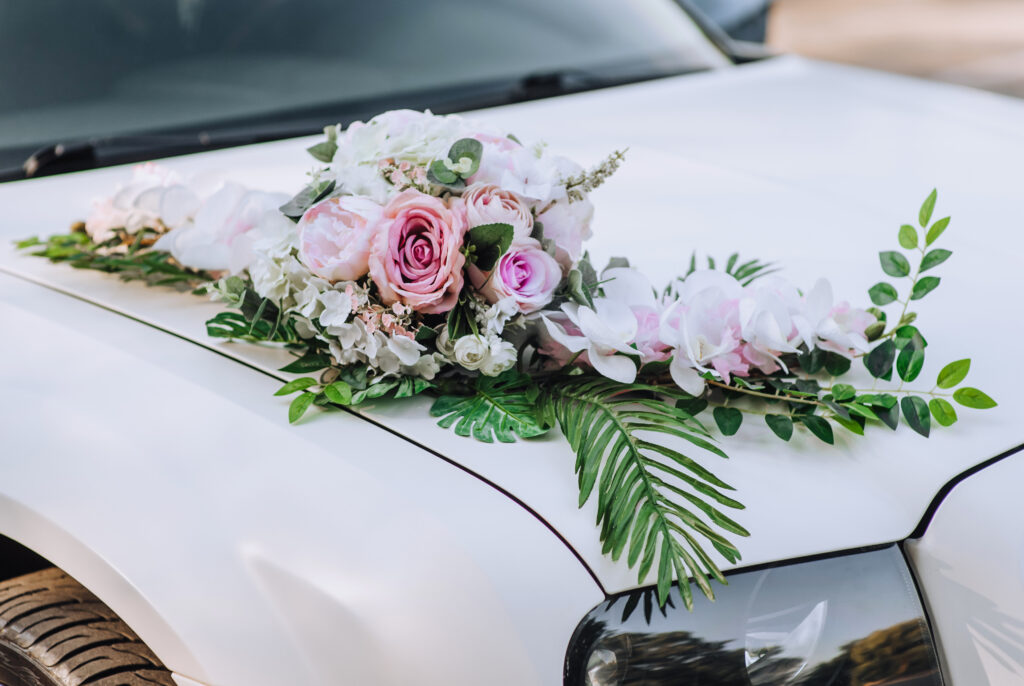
{"left": 1, "top": 2, "right": 1022, "bottom": 685}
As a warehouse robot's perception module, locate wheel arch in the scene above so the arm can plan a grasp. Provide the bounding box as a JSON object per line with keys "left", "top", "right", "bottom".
{"left": 0, "top": 494, "right": 206, "bottom": 681}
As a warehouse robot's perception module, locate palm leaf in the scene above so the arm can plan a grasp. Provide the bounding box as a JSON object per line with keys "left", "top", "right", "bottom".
{"left": 542, "top": 377, "right": 748, "bottom": 609}
{"left": 430, "top": 371, "right": 550, "bottom": 443}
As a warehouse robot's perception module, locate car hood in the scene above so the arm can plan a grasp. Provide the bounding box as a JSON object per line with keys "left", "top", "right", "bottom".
{"left": 1, "top": 56, "right": 1021, "bottom": 594}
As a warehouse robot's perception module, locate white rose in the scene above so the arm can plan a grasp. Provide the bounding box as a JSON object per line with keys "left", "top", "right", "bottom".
{"left": 481, "top": 340, "right": 517, "bottom": 377}
{"left": 453, "top": 334, "right": 489, "bottom": 370}
{"left": 462, "top": 183, "right": 534, "bottom": 239}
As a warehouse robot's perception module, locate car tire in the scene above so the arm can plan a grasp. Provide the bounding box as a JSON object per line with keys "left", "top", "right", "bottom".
{"left": 0, "top": 567, "right": 175, "bottom": 686}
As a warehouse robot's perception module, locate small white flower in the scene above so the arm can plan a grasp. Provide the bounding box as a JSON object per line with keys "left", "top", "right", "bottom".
{"left": 453, "top": 334, "right": 490, "bottom": 370}
{"left": 481, "top": 340, "right": 517, "bottom": 377}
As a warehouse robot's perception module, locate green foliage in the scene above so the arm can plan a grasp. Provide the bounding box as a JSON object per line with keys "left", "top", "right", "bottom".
{"left": 465, "top": 223, "right": 514, "bottom": 270}
{"left": 918, "top": 189, "right": 937, "bottom": 227}
{"left": 289, "top": 392, "right": 315, "bottom": 424}
{"left": 542, "top": 378, "right": 747, "bottom": 609}
{"left": 868, "top": 282, "right": 899, "bottom": 306}
{"left": 430, "top": 372, "right": 550, "bottom": 443}
{"left": 20, "top": 230, "right": 209, "bottom": 287}
{"left": 901, "top": 396, "right": 930, "bottom": 437}
{"left": 920, "top": 249, "right": 951, "bottom": 272}
{"left": 879, "top": 251, "right": 911, "bottom": 278}
{"left": 712, "top": 407, "right": 742, "bottom": 436}
{"left": 953, "top": 387, "right": 997, "bottom": 409}
{"left": 925, "top": 216, "right": 950, "bottom": 246}
{"left": 765, "top": 414, "right": 793, "bottom": 441}
{"left": 865, "top": 340, "right": 896, "bottom": 380}
{"left": 683, "top": 252, "right": 778, "bottom": 286}
{"left": 898, "top": 224, "right": 918, "bottom": 250}
{"left": 279, "top": 179, "right": 336, "bottom": 220}
{"left": 929, "top": 398, "right": 957, "bottom": 426}
{"left": 937, "top": 359, "right": 970, "bottom": 389}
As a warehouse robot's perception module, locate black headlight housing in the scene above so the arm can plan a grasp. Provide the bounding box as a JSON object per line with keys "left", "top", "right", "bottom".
{"left": 565, "top": 545, "right": 943, "bottom": 685}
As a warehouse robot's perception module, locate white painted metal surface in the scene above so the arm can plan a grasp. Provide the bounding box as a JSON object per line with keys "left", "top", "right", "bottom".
{"left": 905, "top": 450, "right": 1024, "bottom": 684}
{"left": 0, "top": 56, "right": 1022, "bottom": 684}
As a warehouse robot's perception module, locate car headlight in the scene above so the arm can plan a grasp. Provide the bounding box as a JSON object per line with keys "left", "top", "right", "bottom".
{"left": 565, "top": 546, "right": 942, "bottom": 685}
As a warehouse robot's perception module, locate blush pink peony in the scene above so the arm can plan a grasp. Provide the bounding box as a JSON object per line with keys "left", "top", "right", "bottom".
{"left": 298, "top": 195, "right": 382, "bottom": 282}
{"left": 461, "top": 183, "right": 534, "bottom": 239}
{"left": 368, "top": 189, "right": 467, "bottom": 313}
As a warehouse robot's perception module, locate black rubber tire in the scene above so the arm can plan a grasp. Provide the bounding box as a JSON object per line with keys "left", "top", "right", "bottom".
{"left": 0, "top": 568, "right": 175, "bottom": 686}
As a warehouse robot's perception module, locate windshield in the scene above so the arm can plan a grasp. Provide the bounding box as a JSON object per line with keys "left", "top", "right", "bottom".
{"left": 0, "top": 0, "right": 725, "bottom": 171}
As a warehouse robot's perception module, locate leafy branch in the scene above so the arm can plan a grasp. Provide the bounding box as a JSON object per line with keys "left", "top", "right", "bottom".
{"left": 540, "top": 378, "right": 748, "bottom": 609}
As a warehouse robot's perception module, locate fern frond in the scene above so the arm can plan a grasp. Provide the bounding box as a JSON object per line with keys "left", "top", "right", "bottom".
{"left": 430, "top": 372, "right": 550, "bottom": 443}
{"left": 543, "top": 378, "right": 749, "bottom": 609}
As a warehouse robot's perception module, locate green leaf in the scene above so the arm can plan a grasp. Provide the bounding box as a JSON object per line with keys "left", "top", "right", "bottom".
{"left": 868, "top": 282, "right": 899, "bottom": 306}
{"left": 431, "top": 372, "right": 549, "bottom": 443}
{"left": 466, "top": 223, "right": 514, "bottom": 271}
{"left": 919, "top": 189, "right": 937, "bottom": 227}
{"left": 447, "top": 138, "right": 483, "bottom": 177}
{"left": 910, "top": 276, "right": 940, "bottom": 300}
{"left": 898, "top": 224, "right": 919, "bottom": 250}
{"left": 920, "top": 248, "right": 951, "bottom": 272}
{"left": 279, "top": 180, "right": 335, "bottom": 220}
{"left": 798, "top": 415, "right": 834, "bottom": 444}
{"left": 831, "top": 384, "right": 856, "bottom": 402}
{"left": 545, "top": 378, "right": 745, "bottom": 609}
{"left": 274, "top": 377, "right": 317, "bottom": 396}
{"left": 876, "top": 403, "right": 900, "bottom": 431}
{"left": 427, "top": 159, "right": 459, "bottom": 185}
{"left": 288, "top": 392, "right": 315, "bottom": 424}
{"left": 822, "top": 352, "right": 852, "bottom": 376}
{"left": 901, "top": 396, "right": 930, "bottom": 437}
{"left": 864, "top": 340, "right": 896, "bottom": 380}
{"left": 833, "top": 415, "right": 865, "bottom": 435}
{"left": 306, "top": 140, "right": 337, "bottom": 163}
{"left": 712, "top": 407, "right": 742, "bottom": 436}
{"left": 937, "top": 359, "right": 970, "bottom": 389}
{"left": 929, "top": 398, "right": 958, "bottom": 427}
{"left": 896, "top": 345, "right": 925, "bottom": 382}
{"left": 765, "top": 414, "right": 793, "bottom": 441}
{"left": 323, "top": 381, "right": 353, "bottom": 405}
{"left": 279, "top": 351, "right": 332, "bottom": 374}
{"left": 953, "top": 387, "right": 997, "bottom": 409}
{"left": 925, "top": 216, "right": 950, "bottom": 246}
{"left": 879, "top": 251, "right": 911, "bottom": 278}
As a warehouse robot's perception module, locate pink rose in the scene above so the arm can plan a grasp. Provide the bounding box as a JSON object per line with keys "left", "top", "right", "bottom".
{"left": 469, "top": 238, "right": 561, "bottom": 314}
{"left": 369, "top": 189, "right": 467, "bottom": 313}
{"left": 462, "top": 183, "right": 534, "bottom": 239}
{"left": 298, "top": 195, "right": 382, "bottom": 282}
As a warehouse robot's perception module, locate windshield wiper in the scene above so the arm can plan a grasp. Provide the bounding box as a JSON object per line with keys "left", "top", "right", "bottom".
{"left": 9, "top": 59, "right": 702, "bottom": 182}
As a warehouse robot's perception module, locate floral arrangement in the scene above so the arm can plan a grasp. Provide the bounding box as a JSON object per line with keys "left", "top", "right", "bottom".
{"left": 19, "top": 110, "right": 996, "bottom": 609}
